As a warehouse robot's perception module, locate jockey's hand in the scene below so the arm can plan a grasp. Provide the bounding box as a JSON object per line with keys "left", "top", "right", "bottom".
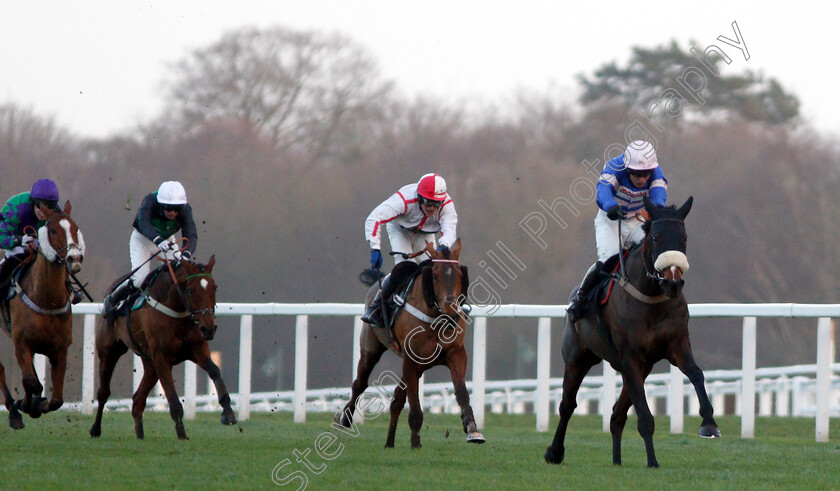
{"left": 172, "top": 250, "right": 183, "bottom": 261}
{"left": 370, "top": 249, "right": 383, "bottom": 269}
{"left": 156, "top": 240, "right": 172, "bottom": 252}
{"left": 21, "top": 235, "right": 38, "bottom": 248}
{"left": 606, "top": 205, "right": 625, "bottom": 221}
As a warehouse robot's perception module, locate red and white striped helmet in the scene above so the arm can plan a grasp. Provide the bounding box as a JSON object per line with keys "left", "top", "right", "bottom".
{"left": 417, "top": 173, "right": 447, "bottom": 201}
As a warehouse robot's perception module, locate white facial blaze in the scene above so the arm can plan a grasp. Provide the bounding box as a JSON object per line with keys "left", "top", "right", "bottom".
{"left": 200, "top": 279, "right": 209, "bottom": 290}
{"left": 653, "top": 250, "right": 689, "bottom": 274}
{"left": 38, "top": 225, "right": 57, "bottom": 261}
{"left": 60, "top": 219, "right": 84, "bottom": 261}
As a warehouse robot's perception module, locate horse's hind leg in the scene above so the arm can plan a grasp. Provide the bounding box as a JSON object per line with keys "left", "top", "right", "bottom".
{"left": 447, "top": 348, "right": 484, "bottom": 443}
{"left": 194, "top": 343, "right": 236, "bottom": 426}
{"left": 338, "top": 346, "right": 386, "bottom": 428}
{"left": 669, "top": 345, "right": 720, "bottom": 438}
{"left": 385, "top": 382, "right": 407, "bottom": 448}
{"left": 131, "top": 358, "right": 159, "bottom": 439}
{"left": 0, "top": 361, "right": 24, "bottom": 429}
{"left": 90, "top": 338, "right": 128, "bottom": 438}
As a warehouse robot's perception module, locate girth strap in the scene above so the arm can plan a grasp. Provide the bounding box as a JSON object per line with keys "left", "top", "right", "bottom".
{"left": 394, "top": 295, "right": 436, "bottom": 324}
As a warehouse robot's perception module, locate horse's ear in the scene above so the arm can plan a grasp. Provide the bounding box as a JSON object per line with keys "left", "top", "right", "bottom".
{"left": 63, "top": 200, "right": 72, "bottom": 215}
{"left": 677, "top": 196, "right": 693, "bottom": 220}
{"left": 450, "top": 238, "right": 461, "bottom": 259}
{"left": 206, "top": 255, "right": 216, "bottom": 272}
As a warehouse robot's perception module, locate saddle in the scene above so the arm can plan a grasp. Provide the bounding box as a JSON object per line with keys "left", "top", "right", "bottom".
{"left": 109, "top": 265, "right": 167, "bottom": 322}
{"left": 382, "top": 261, "right": 423, "bottom": 331}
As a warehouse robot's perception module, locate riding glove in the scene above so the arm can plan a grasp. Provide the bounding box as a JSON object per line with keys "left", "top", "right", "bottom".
{"left": 606, "top": 205, "right": 625, "bottom": 221}
{"left": 370, "top": 249, "right": 383, "bottom": 269}
{"left": 157, "top": 240, "right": 172, "bottom": 252}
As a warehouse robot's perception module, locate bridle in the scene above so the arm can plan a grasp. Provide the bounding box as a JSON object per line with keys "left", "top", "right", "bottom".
{"left": 146, "top": 260, "right": 216, "bottom": 327}
{"left": 428, "top": 258, "right": 463, "bottom": 316}
{"left": 642, "top": 217, "right": 685, "bottom": 283}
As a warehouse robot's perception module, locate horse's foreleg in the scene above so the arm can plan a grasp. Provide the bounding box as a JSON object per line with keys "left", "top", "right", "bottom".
{"left": 90, "top": 340, "right": 128, "bottom": 438}
{"left": 196, "top": 350, "right": 237, "bottom": 426}
{"left": 45, "top": 351, "right": 68, "bottom": 413}
{"left": 670, "top": 346, "right": 720, "bottom": 438}
{"left": 545, "top": 338, "right": 599, "bottom": 465}
{"left": 620, "top": 361, "right": 659, "bottom": 468}
{"left": 385, "top": 383, "right": 407, "bottom": 448}
{"left": 152, "top": 354, "right": 187, "bottom": 440}
{"left": 13, "top": 346, "right": 43, "bottom": 418}
{"left": 339, "top": 348, "right": 385, "bottom": 428}
{"left": 447, "top": 349, "right": 484, "bottom": 443}
{"left": 610, "top": 385, "right": 633, "bottom": 465}
{"left": 403, "top": 364, "right": 424, "bottom": 449}
{"left": 132, "top": 358, "right": 159, "bottom": 440}
{"left": 0, "top": 361, "right": 24, "bottom": 429}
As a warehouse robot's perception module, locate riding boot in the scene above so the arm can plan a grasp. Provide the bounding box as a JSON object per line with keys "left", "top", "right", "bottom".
{"left": 567, "top": 261, "right": 603, "bottom": 324}
{"left": 103, "top": 281, "right": 134, "bottom": 324}
{"left": 360, "top": 275, "right": 393, "bottom": 328}
{"left": 0, "top": 256, "right": 20, "bottom": 299}
{"left": 66, "top": 278, "right": 83, "bottom": 304}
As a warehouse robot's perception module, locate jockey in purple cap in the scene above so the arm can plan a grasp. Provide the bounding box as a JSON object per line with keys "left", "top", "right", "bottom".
{"left": 0, "top": 179, "right": 83, "bottom": 304}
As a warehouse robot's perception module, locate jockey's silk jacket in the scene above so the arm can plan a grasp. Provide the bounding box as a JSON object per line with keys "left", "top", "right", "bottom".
{"left": 365, "top": 183, "right": 457, "bottom": 250}
{"left": 0, "top": 192, "right": 57, "bottom": 250}
{"left": 596, "top": 155, "right": 668, "bottom": 214}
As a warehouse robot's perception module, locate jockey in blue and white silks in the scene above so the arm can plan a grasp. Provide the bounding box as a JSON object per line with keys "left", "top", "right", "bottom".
{"left": 595, "top": 140, "right": 668, "bottom": 262}
{"left": 567, "top": 141, "right": 668, "bottom": 324}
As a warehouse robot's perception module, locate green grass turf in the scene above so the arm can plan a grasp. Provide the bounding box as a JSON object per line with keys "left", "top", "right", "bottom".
{"left": 0, "top": 410, "right": 838, "bottom": 490}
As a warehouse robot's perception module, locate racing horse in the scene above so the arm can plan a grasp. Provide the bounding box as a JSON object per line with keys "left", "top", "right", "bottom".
{"left": 0, "top": 201, "right": 84, "bottom": 429}
{"left": 336, "top": 238, "right": 485, "bottom": 448}
{"left": 89, "top": 255, "right": 237, "bottom": 440}
{"left": 545, "top": 197, "right": 720, "bottom": 468}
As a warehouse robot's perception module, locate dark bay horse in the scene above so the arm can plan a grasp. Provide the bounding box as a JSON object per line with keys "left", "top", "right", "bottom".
{"left": 89, "top": 255, "right": 237, "bottom": 440}
{"left": 545, "top": 197, "right": 720, "bottom": 468}
{"left": 0, "top": 201, "right": 84, "bottom": 429}
{"left": 337, "top": 239, "right": 485, "bottom": 448}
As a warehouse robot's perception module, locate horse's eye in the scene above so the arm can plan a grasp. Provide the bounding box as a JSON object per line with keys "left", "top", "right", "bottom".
{"left": 49, "top": 228, "right": 56, "bottom": 235}
{"left": 651, "top": 234, "right": 660, "bottom": 243}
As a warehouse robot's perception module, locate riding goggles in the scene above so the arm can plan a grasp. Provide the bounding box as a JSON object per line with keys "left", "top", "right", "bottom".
{"left": 628, "top": 169, "right": 653, "bottom": 178}
{"left": 32, "top": 199, "right": 59, "bottom": 210}
{"left": 419, "top": 197, "right": 443, "bottom": 209}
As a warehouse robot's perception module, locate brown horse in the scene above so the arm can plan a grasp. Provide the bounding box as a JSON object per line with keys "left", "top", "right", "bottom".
{"left": 0, "top": 201, "right": 84, "bottom": 429}
{"left": 89, "top": 255, "right": 237, "bottom": 440}
{"left": 545, "top": 197, "right": 720, "bottom": 468}
{"left": 337, "top": 238, "right": 485, "bottom": 448}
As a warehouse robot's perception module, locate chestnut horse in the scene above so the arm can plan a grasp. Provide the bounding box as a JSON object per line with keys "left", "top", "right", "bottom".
{"left": 0, "top": 201, "right": 84, "bottom": 429}
{"left": 89, "top": 255, "right": 237, "bottom": 440}
{"left": 337, "top": 239, "right": 485, "bottom": 448}
{"left": 545, "top": 197, "right": 720, "bottom": 468}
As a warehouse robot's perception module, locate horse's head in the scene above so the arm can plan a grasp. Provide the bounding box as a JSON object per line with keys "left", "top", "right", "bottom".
{"left": 642, "top": 196, "right": 693, "bottom": 298}
{"left": 38, "top": 201, "right": 85, "bottom": 274}
{"left": 423, "top": 238, "right": 465, "bottom": 318}
{"left": 179, "top": 255, "right": 218, "bottom": 341}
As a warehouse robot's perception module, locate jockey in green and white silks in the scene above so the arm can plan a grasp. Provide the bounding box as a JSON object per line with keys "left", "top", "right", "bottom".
{"left": 568, "top": 141, "right": 668, "bottom": 324}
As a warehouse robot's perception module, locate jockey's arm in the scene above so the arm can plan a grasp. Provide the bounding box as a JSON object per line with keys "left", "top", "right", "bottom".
{"left": 365, "top": 193, "right": 405, "bottom": 250}
{"left": 437, "top": 200, "right": 458, "bottom": 249}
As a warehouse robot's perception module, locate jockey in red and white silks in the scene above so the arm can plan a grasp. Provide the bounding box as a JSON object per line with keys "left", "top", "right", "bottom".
{"left": 364, "top": 173, "right": 458, "bottom": 265}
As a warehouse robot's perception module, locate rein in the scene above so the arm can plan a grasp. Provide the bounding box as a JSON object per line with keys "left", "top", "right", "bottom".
{"left": 147, "top": 262, "right": 215, "bottom": 324}
{"left": 614, "top": 215, "right": 683, "bottom": 304}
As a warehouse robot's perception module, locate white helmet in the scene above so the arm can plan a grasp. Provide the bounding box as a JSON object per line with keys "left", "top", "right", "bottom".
{"left": 624, "top": 141, "right": 659, "bottom": 171}
{"left": 157, "top": 181, "right": 188, "bottom": 205}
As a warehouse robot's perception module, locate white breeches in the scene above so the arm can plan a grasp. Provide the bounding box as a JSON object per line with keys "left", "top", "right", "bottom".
{"left": 129, "top": 229, "right": 178, "bottom": 286}
{"left": 386, "top": 224, "right": 437, "bottom": 265}
{"left": 594, "top": 209, "right": 646, "bottom": 262}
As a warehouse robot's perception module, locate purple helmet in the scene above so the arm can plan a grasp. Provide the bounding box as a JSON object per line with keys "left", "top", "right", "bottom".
{"left": 30, "top": 179, "right": 59, "bottom": 201}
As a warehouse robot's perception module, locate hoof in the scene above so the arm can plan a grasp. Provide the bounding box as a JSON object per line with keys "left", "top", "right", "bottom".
{"left": 466, "top": 431, "right": 486, "bottom": 444}
{"left": 221, "top": 411, "right": 237, "bottom": 425}
{"left": 9, "top": 416, "right": 24, "bottom": 430}
{"left": 29, "top": 397, "right": 44, "bottom": 419}
{"left": 544, "top": 445, "right": 564, "bottom": 464}
{"left": 90, "top": 425, "right": 101, "bottom": 438}
{"left": 699, "top": 425, "right": 721, "bottom": 439}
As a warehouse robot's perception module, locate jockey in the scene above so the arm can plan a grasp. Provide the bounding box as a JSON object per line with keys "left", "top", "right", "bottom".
{"left": 360, "top": 173, "right": 458, "bottom": 327}
{"left": 567, "top": 140, "right": 668, "bottom": 324}
{"left": 103, "top": 181, "right": 198, "bottom": 322}
{"left": 0, "top": 179, "right": 83, "bottom": 304}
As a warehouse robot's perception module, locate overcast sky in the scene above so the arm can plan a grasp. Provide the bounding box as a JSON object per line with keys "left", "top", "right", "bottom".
{"left": 1, "top": 0, "right": 836, "bottom": 139}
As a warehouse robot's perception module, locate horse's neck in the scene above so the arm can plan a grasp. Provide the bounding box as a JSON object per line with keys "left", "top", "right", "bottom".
{"left": 151, "top": 276, "right": 185, "bottom": 309}
{"left": 407, "top": 279, "right": 435, "bottom": 317}
{"left": 23, "top": 254, "right": 67, "bottom": 302}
